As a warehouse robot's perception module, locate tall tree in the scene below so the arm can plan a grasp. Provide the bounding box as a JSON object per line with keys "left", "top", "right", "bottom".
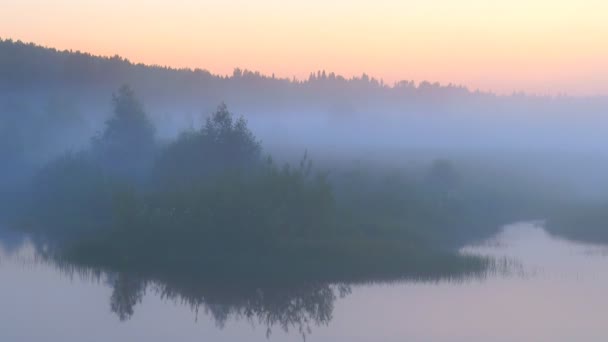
{"left": 93, "top": 85, "right": 156, "bottom": 181}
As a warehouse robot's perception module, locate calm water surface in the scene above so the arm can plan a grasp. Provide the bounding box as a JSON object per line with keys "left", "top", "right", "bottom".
{"left": 2, "top": 221, "right": 608, "bottom": 342}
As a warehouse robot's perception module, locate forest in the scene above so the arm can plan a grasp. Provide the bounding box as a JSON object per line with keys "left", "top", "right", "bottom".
{"left": 2, "top": 39, "right": 608, "bottom": 286}
{"left": 9, "top": 85, "right": 513, "bottom": 283}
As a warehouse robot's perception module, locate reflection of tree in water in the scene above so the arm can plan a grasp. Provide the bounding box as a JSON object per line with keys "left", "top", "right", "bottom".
{"left": 110, "top": 275, "right": 349, "bottom": 338}
{"left": 29, "top": 239, "right": 493, "bottom": 339}
{"left": 108, "top": 273, "right": 350, "bottom": 338}
{"left": 109, "top": 274, "right": 147, "bottom": 321}
{"left": 161, "top": 281, "right": 351, "bottom": 338}
{"left": 21, "top": 238, "right": 352, "bottom": 338}
{"left": 35, "top": 249, "right": 493, "bottom": 340}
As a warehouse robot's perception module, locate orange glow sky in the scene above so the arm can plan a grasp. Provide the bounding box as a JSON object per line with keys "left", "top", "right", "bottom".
{"left": 2, "top": 0, "right": 608, "bottom": 95}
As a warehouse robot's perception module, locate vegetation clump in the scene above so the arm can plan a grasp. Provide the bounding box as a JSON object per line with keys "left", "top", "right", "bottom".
{"left": 19, "top": 86, "right": 506, "bottom": 283}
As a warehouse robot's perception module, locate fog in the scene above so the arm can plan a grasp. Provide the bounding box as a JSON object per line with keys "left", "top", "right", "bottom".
{"left": 6, "top": 37, "right": 608, "bottom": 342}
{"left": 3, "top": 38, "right": 608, "bottom": 251}
{"left": 3, "top": 39, "right": 608, "bottom": 203}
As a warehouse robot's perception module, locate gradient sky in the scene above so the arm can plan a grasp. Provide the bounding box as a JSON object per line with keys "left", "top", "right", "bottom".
{"left": 2, "top": 0, "right": 607, "bottom": 95}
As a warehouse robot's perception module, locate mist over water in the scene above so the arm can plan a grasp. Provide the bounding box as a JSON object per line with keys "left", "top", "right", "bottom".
{"left": 2, "top": 39, "right": 608, "bottom": 341}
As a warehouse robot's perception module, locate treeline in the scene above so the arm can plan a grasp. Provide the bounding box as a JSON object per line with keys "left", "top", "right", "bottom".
{"left": 3, "top": 37, "right": 605, "bottom": 120}
{"left": 0, "top": 38, "right": 468, "bottom": 94}
{"left": 3, "top": 37, "right": 608, "bottom": 193}
{"left": 2, "top": 38, "right": 608, "bottom": 290}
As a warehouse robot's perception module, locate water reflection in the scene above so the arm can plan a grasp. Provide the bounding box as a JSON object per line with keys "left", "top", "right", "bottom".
{"left": 104, "top": 273, "right": 350, "bottom": 338}
{"left": 110, "top": 274, "right": 146, "bottom": 321}
{"left": 0, "top": 232, "right": 346, "bottom": 338}
{"left": 27, "top": 252, "right": 349, "bottom": 338}
{"left": 4, "top": 222, "right": 606, "bottom": 341}
{"left": 0, "top": 226, "right": 492, "bottom": 339}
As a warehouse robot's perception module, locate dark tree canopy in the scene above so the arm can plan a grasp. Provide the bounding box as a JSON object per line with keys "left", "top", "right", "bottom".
{"left": 154, "top": 103, "right": 261, "bottom": 188}
{"left": 200, "top": 103, "right": 262, "bottom": 168}
{"left": 93, "top": 85, "right": 156, "bottom": 180}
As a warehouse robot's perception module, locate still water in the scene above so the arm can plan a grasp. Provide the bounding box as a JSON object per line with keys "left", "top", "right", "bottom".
{"left": 1, "top": 221, "right": 608, "bottom": 342}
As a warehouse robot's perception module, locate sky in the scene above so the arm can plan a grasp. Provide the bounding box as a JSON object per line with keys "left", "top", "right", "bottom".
{"left": 2, "top": 0, "right": 608, "bottom": 96}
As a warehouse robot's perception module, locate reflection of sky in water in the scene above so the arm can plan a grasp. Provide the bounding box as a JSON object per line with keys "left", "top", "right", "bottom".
{"left": 2, "top": 221, "right": 608, "bottom": 342}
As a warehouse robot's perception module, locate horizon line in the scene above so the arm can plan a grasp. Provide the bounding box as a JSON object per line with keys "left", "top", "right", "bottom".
{"left": 2, "top": 36, "right": 604, "bottom": 99}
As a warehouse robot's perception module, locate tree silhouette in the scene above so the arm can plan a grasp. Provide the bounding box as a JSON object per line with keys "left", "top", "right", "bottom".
{"left": 154, "top": 103, "right": 261, "bottom": 188}
{"left": 93, "top": 85, "right": 156, "bottom": 181}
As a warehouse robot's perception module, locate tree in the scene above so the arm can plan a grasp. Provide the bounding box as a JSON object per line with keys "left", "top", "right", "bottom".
{"left": 93, "top": 85, "right": 156, "bottom": 181}
{"left": 154, "top": 103, "right": 261, "bottom": 188}
{"left": 201, "top": 103, "right": 261, "bottom": 167}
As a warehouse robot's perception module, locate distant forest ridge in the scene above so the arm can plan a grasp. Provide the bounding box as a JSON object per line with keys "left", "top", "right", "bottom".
{"left": 5, "top": 37, "right": 601, "bottom": 99}
{"left": 3, "top": 37, "right": 607, "bottom": 119}
{"left": 0, "top": 37, "right": 476, "bottom": 93}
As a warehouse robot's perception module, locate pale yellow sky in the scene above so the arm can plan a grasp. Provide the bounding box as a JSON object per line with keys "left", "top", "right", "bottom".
{"left": 2, "top": 0, "right": 607, "bottom": 95}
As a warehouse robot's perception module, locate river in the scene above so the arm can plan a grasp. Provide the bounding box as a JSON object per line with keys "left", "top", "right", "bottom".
{"left": 1, "top": 221, "right": 607, "bottom": 341}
